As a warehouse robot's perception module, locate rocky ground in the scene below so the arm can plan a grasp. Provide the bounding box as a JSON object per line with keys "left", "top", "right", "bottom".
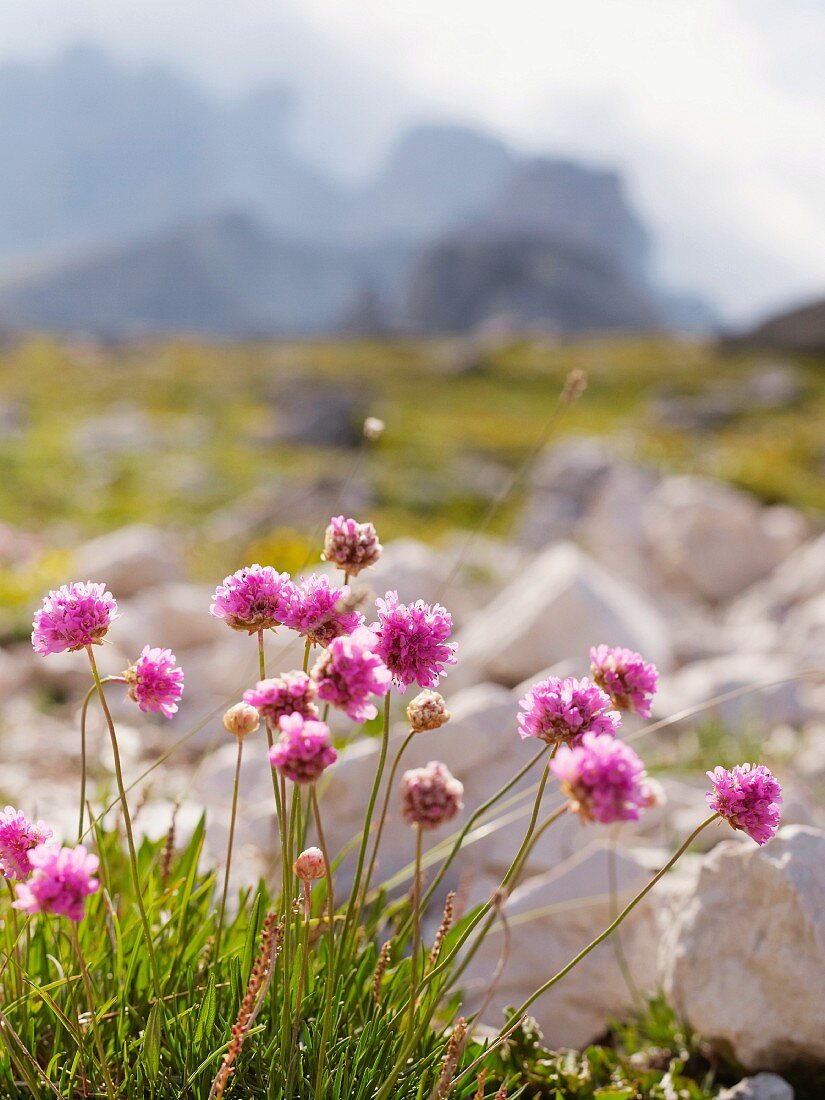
{"left": 2, "top": 436, "right": 824, "bottom": 1084}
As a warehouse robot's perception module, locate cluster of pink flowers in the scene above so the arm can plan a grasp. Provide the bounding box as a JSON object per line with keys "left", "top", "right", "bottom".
{"left": 589, "top": 645, "right": 658, "bottom": 718}
{"left": 269, "top": 713, "right": 338, "bottom": 784}
{"left": 282, "top": 574, "right": 364, "bottom": 647}
{"left": 310, "top": 627, "right": 391, "bottom": 722}
{"left": 518, "top": 676, "right": 620, "bottom": 746}
{"left": 210, "top": 564, "right": 292, "bottom": 634}
{"left": 323, "top": 516, "right": 382, "bottom": 577}
{"left": 400, "top": 760, "right": 464, "bottom": 830}
{"left": 244, "top": 671, "right": 318, "bottom": 725}
{"left": 31, "top": 581, "right": 119, "bottom": 655}
{"left": 550, "top": 732, "right": 650, "bottom": 825}
{"left": 706, "top": 764, "right": 782, "bottom": 845}
{"left": 14, "top": 844, "right": 100, "bottom": 922}
{"left": 0, "top": 806, "right": 53, "bottom": 881}
{"left": 124, "top": 645, "right": 185, "bottom": 719}
{"left": 371, "top": 591, "right": 457, "bottom": 691}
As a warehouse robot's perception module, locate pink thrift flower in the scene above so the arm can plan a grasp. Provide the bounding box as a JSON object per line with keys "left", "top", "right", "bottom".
{"left": 14, "top": 844, "right": 99, "bottom": 922}
{"left": 0, "top": 807, "right": 53, "bottom": 881}
{"left": 124, "top": 645, "right": 184, "bottom": 719}
{"left": 400, "top": 760, "right": 464, "bottom": 830}
{"left": 269, "top": 713, "right": 337, "bottom": 784}
{"left": 550, "top": 732, "right": 649, "bottom": 825}
{"left": 283, "top": 574, "right": 364, "bottom": 647}
{"left": 589, "top": 645, "right": 658, "bottom": 718}
{"left": 518, "top": 676, "right": 620, "bottom": 746}
{"left": 706, "top": 763, "right": 782, "bottom": 845}
{"left": 210, "top": 564, "right": 293, "bottom": 634}
{"left": 244, "top": 671, "right": 318, "bottom": 725}
{"left": 310, "top": 626, "right": 391, "bottom": 723}
{"left": 323, "top": 516, "right": 382, "bottom": 577}
{"left": 370, "top": 591, "right": 457, "bottom": 692}
{"left": 32, "top": 581, "right": 119, "bottom": 655}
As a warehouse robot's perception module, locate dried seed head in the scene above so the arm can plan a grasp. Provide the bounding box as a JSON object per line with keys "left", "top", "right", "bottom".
{"left": 561, "top": 368, "right": 587, "bottom": 404}
{"left": 372, "top": 940, "right": 392, "bottom": 1004}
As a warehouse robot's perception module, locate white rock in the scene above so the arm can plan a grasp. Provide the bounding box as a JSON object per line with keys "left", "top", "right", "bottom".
{"left": 662, "top": 825, "right": 825, "bottom": 1070}
{"left": 462, "top": 841, "right": 684, "bottom": 1048}
{"left": 73, "top": 524, "right": 185, "bottom": 597}
{"left": 654, "top": 654, "right": 808, "bottom": 730}
{"left": 728, "top": 532, "right": 825, "bottom": 628}
{"left": 719, "top": 1074, "right": 794, "bottom": 1100}
{"left": 116, "top": 583, "right": 221, "bottom": 655}
{"left": 643, "top": 477, "right": 807, "bottom": 604}
{"left": 451, "top": 542, "right": 672, "bottom": 690}
{"left": 578, "top": 462, "right": 659, "bottom": 590}
{"left": 518, "top": 438, "right": 617, "bottom": 549}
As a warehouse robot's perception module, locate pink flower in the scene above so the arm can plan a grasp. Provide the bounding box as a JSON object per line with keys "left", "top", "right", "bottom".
{"left": 310, "top": 627, "right": 391, "bottom": 723}
{"left": 282, "top": 574, "right": 364, "bottom": 647}
{"left": 0, "top": 807, "right": 53, "bottom": 881}
{"left": 518, "top": 676, "right": 620, "bottom": 746}
{"left": 589, "top": 645, "right": 658, "bottom": 718}
{"left": 14, "top": 844, "right": 99, "bottom": 922}
{"left": 323, "top": 516, "right": 382, "bottom": 577}
{"left": 244, "top": 671, "right": 318, "bottom": 725}
{"left": 706, "top": 764, "right": 782, "bottom": 846}
{"left": 210, "top": 564, "right": 293, "bottom": 634}
{"left": 370, "top": 591, "right": 457, "bottom": 691}
{"left": 124, "top": 645, "right": 184, "bottom": 719}
{"left": 400, "top": 760, "right": 464, "bottom": 830}
{"left": 550, "top": 732, "right": 649, "bottom": 825}
{"left": 32, "top": 581, "right": 119, "bottom": 655}
{"left": 293, "top": 847, "right": 326, "bottom": 883}
{"left": 269, "top": 713, "right": 337, "bottom": 784}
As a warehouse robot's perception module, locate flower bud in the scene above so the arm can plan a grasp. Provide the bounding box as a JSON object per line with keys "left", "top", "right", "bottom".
{"left": 293, "top": 846, "right": 326, "bottom": 882}
{"left": 400, "top": 760, "right": 463, "bottom": 831}
{"left": 406, "top": 689, "right": 451, "bottom": 732}
{"left": 222, "top": 702, "right": 260, "bottom": 740}
{"left": 363, "top": 417, "right": 385, "bottom": 441}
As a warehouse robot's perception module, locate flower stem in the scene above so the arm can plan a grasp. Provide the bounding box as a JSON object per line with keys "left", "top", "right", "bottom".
{"left": 362, "top": 727, "right": 415, "bottom": 906}
{"left": 341, "top": 691, "right": 392, "bottom": 949}
{"left": 287, "top": 878, "right": 313, "bottom": 1096}
{"left": 86, "top": 646, "right": 163, "bottom": 1002}
{"left": 71, "top": 922, "right": 117, "bottom": 1100}
{"left": 303, "top": 638, "right": 312, "bottom": 672}
{"left": 501, "top": 813, "right": 719, "bottom": 1027}
{"left": 408, "top": 824, "right": 423, "bottom": 1025}
{"left": 215, "top": 737, "right": 244, "bottom": 960}
{"left": 311, "top": 783, "right": 335, "bottom": 1096}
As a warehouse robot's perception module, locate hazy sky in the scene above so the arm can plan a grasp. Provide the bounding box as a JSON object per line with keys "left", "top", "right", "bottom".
{"left": 0, "top": 0, "right": 822, "bottom": 323}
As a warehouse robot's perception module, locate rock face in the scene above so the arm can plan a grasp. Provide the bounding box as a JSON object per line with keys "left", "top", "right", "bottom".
{"left": 451, "top": 541, "right": 672, "bottom": 690}
{"left": 73, "top": 524, "right": 185, "bottom": 597}
{"left": 718, "top": 1075, "right": 794, "bottom": 1100}
{"left": 643, "top": 477, "right": 806, "bottom": 603}
{"left": 662, "top": 826, "right": 825, "bottom": 1070}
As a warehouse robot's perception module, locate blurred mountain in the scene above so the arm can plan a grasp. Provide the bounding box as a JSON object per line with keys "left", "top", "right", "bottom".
{"left": 730, "top": 296, "right": 825, "bottom": 354}
{"left": 0, "top": 45, "right": 713, "bottom": 337}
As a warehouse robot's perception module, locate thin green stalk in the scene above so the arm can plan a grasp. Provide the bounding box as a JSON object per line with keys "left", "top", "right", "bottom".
{"left": 341, "top": 692, "right": 392, "bottom": 950}
{"left": 215, "top": 737, "right": 244, "bottom": 960}
{"left": 408, "top": 825, "right": 423, "bottom": 1030}
{"left": 85, "top": 646, "right": 163, "bottom": 1001}
{"left": 311, "top": 784, "right": 335, "bottom": 1096}
{"left": 71, "top": 923, "right": 117, "bottom": 1100}
{"left": 303, "top": 638, "right": 312, "bottom": 672}
{"left": 607, "top": 826, "right": 641, "bottom": 1006}
{"left": 362, "top": 728, "right": 415, "bottom": 906}
{"left": 77, "top": 684, "right": 95, "bottom": 842}
{"left": 501, "top": 813, "right": 719, "bottom": 1026}
{"left": 286, "top": 877, "right": 313, "bottom": 1096}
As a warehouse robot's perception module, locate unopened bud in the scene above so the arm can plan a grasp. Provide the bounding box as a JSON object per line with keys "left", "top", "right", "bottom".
{"left": 222, "top": 702, "right": 260, "bottom": 740}
{"left": 406, "top": 689, "right": 451, "bottom": 732}
{"left": 293, "top": 846, "right": 326, "bottom": 883}
{"left": 363, "top": 416, "right": 385, "bottom": 441}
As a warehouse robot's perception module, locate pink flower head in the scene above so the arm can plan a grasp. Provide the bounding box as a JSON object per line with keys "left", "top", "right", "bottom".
{"left": 269, "top": 713, "right": 337, "bottom": 784}
{"left": 283, "top": 573, "right": 364, "bottom": 647}
{"left": 124, "top": 645, "right": 184, "bottom": 719}
{"left": 706, "top": 763, "right": 782, "bottom": 846}
{"left": 0, "top": 807, "right": 53, "bottom": 881}
{"left": 310, "top": 626, "right": 391, "bottom": 723}
{"left": 550, "top": 732, "right": 649, "bottom": 825}
{"left": 32, "top": 581, "right": 119, "bottom": 656}
{"left": 14, "top": 844, "right": 99, "bottom": 922}
{"left": 518, "top": 676, "right": 620, "bottom": 747}
{"left": 400, "top": 760, "right": 464, "bottom": 830}
{"left": 323, "top": 516, "right": 382, "bottom": 577}
{"left": 210, "top": 564, "right": 292, "bottom": 634}
{"left": 244, "top": 671, "right": 318, "bottom": 725}
{"left": 589, "top": 645, "right": 658, "bottom": 718}
{"left": 293, "top": 847, "right": 326, "bottom": 883}
{"left": 370, "top": 591, "right": 457, "bottom": 692}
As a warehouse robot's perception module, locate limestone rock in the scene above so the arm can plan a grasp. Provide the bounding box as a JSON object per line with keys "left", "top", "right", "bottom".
{"left": 661, "top": 826, "right": 825, "bottom": 1070}
{"left": 719, "top": 1074, "right": 794, "bottom": 1099}
{"left": 73, "top": 524, "right": 185, "bottom": 597}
